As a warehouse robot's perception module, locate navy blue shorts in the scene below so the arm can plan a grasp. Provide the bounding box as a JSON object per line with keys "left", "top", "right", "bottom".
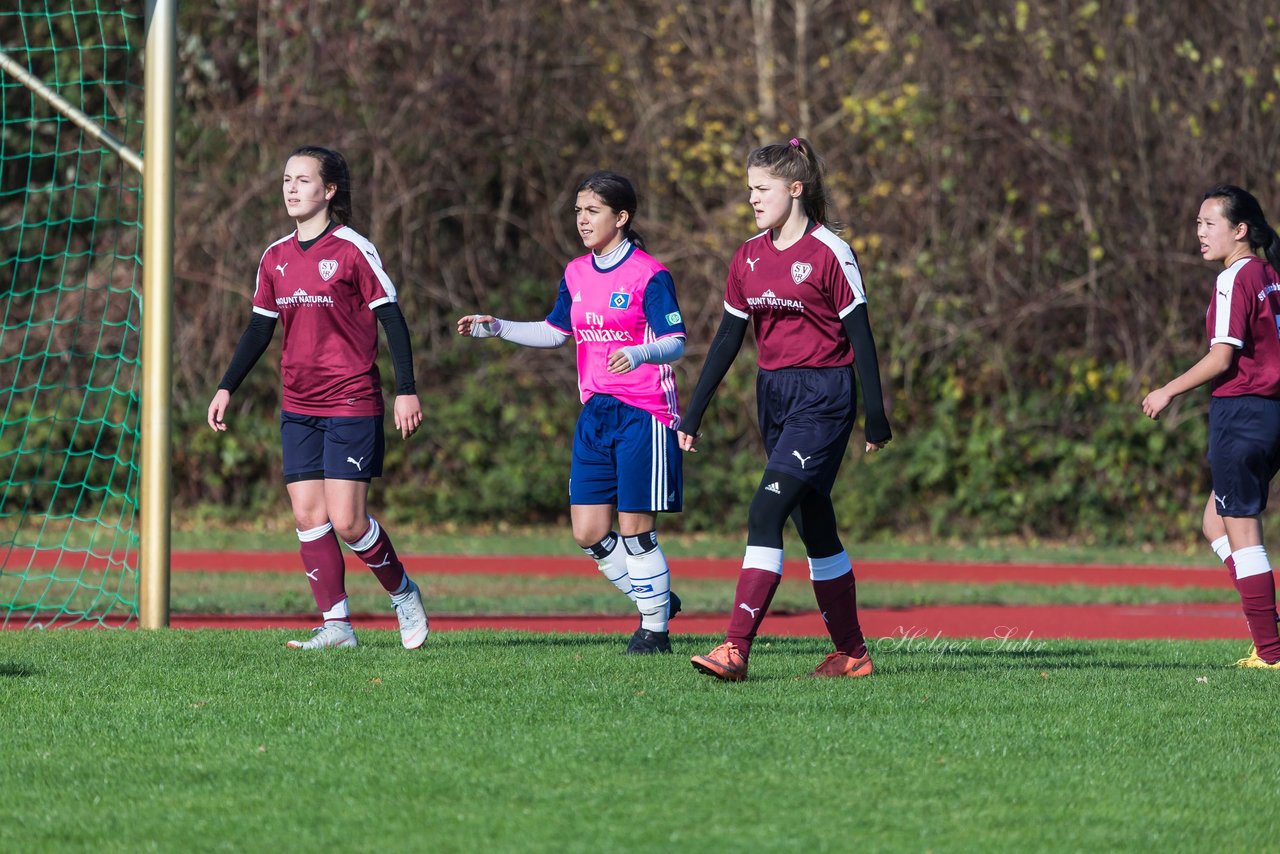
{"left": 1207, "top": 395, "right": 1280, "bottom": 516}
{"left": 280, "top": 411, "right": 385, "bottom": 482}
{"left": 756, "top": 366, "right": 855, "bottom": 494}
{"left": 570, "top": 394, "right": 682, "bottom": 512}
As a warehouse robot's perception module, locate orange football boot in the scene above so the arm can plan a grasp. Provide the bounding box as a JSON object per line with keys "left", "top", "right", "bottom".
{"left": 691, "top": 641, "right": 748, "bottom": 681}
{"left": 810, "top": 651, "right": 874, "bottom": 678}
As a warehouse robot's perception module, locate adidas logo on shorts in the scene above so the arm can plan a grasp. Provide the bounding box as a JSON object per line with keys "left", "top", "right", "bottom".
{"left": 765, "top": 481, "right": 781, "bottom": 494}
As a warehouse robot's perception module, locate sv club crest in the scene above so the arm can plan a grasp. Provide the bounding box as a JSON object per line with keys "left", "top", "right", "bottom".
{"left": 791, "top": 261, "right": 813, "bottom": 284}
{"left": 318, "top": 259, "right": 338, "bottom": 281}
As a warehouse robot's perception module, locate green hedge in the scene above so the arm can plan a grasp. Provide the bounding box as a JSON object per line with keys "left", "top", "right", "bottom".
{"left": 171, "top": 352, "right": 1211, "bottom": 545}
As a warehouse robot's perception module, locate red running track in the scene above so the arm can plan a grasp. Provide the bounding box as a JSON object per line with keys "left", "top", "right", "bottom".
{"left": 3, "top": 551, "right": 1244, "bottom": 639}
{"left": 159, "top": 551, "right": 1227, "bottom": 588}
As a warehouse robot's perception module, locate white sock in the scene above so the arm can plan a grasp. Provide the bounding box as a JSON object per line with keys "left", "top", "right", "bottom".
{"left": 1233, "top": 545, "right": 1272, "bottom": 579}
{"left": 1210, "top": 535, "right": 1231, "bottom": 562}
{"left": 808, "top": 550, "right": 852, "bottom": 581}
{"left": 322, "top": 598, "right": 350, "bottom": 621}
{"left": 584, "top": 533, "right": 636, "bottom": 601}
{"left": 624, "top": 531, "right": 671, "bottom": 632}
{"left": 743, "top": 545, "right": 785, "bottom": 575}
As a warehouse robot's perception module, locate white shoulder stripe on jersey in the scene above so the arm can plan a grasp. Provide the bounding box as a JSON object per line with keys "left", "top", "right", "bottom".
{"left": 254, "top": 232, "right": 296, "bottom": 302}
{"left": 811, "top": 224, "right": 868, "bottom": 305}
{"left": 332, "top": 226, "right": 399, "bottom": 303}
{"left": 724, "top": 301, "right": 749, "bottom": 319}
{"left": 252, "top": 305, "right": 279, "bottom": 318}
{"left": 263, "top": 232, "right": 294, "bottom": 256}
{"left": 1213, "top": 259, "right": 1249, "bottom": 346}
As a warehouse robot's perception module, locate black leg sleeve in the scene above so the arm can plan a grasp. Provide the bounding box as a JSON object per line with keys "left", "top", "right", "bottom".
{"left": 746, "top": 471, "right": 811, "bottom": 549}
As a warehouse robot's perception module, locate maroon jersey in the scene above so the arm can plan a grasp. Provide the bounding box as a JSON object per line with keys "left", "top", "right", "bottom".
{"left": 1206, "top": 256, "right": 1280, "bottom": 399}
{"left": 724, "top": 223, "right": 866, "bottom": 370}
{"left": 252, "top": 225, "right": 398, "bottom": 416}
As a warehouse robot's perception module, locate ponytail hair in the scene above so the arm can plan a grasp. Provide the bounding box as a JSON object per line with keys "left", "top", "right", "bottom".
{"left": 1203, "top": 184, "right": 1280, "bottom": 273}
{"left": 289, "top": 145, "right": 354, "bottom": 226}
{"left": 576, "top": 170, "right": 645, "bottom": 250}
{"left": 746, "top": 137, "right": 842, "bottom": 232}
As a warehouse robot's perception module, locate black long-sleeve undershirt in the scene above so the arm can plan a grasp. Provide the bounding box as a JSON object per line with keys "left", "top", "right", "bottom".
{"left": 373, "top": 302, "right": 416, "bottom": 396}
{"left": 679, "top": 310, "right": 748, "bottom": 437}
{"left": 217, "top": 313, "right": 275, "bottom": 394}
{"left": 841, "top": 303, "right": 891, "bottom": 444}
{"left": 217, "top": 302, "right": 416, "bottom": 397}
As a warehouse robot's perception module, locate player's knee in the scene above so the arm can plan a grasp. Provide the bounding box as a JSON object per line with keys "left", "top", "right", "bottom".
{"left": 327, "top": 512, "right": 365, "bottom": 542}
{"left": 290, "top": 508, "right": 328, "bottom": 533}
{"left": 572, "top": 523, "right": 611, "bottom": 550}
{"left": 747, "top": 492, "right": 790, "bottom": 542}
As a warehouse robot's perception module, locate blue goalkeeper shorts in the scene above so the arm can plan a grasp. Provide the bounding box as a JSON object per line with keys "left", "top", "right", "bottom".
{"left": 569, "top": 394, "right": 682, "bottom": 513}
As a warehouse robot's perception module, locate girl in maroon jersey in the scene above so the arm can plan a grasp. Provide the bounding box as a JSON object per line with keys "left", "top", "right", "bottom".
{"left": 207, "top": 145, "right": 429, "bottom": 651}
{"left": 1142, "top": 184, "right": 1280, "bottom": 668}
{"left": 679, "top": 137, "right": 892, "bottom": 681}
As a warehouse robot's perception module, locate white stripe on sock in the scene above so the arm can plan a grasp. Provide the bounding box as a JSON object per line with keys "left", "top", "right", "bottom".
{"left": 296, "top": 522, "right": 334, "bottom": 543}
{"left": 345, "top": 516, "right": 381, "bottom": 552}
{"left": 743, "top": 546, "right": 784, "bottom": 575}
{"left": 808, "top": 551, "right": 852, "bottom": 581}
{"left": 1233, "top": 546, "right": 1272, "bottom": 580}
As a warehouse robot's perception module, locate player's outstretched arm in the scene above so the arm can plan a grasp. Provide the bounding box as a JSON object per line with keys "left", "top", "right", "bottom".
{"left": 457, "top": 314, "right": 500, "bottom": 337}
{"left": 458, "top": 314, "right": 568, "bottom": 348}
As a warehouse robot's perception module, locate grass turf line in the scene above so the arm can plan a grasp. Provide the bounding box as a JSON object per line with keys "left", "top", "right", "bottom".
{"left": 1, "top": 630, "right": 1277, "bottom": 851}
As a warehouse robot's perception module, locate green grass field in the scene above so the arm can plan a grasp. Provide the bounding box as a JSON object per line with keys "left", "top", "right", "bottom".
{"left": 2, "top": 629, "right": 1277, "bottom": 851}
{"left": 1, "top": 526, "right": 1264, "bottom": 850}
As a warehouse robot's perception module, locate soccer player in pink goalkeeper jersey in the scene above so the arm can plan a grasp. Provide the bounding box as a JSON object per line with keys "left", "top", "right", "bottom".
{"left": 207, "top": 145, "right": 429, "bottom": 652}
{"left": 1142, "top": 184, "right": 1280, "bottom": 669}
{"left": 457, "top": 171, "right": 686, "bottom": 654}
{"left": 679, "top": 138, "right": 893, "bottom": 682}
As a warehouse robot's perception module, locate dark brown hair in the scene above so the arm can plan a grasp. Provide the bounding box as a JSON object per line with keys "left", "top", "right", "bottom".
{"left": 746, "top": 137, "right": 841, "bottom": 232}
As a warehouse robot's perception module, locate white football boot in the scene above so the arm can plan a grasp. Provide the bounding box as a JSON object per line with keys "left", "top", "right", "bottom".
{"left": 286, "top": 621, "right": 358, "bottom": 650}
{"left": 392, "top": 579, "right": 429, "bottom": 650}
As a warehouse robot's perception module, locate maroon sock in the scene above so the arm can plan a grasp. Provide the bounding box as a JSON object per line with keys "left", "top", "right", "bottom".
{"left": 1237, "top": 571, "right": 1280, "bottom": 662}
{"left": 1225, "top": 555, "right": 1240, "bottom": 593}
{"left": 347, "top": 522, "right": 407, "bottom": 593}
{"left": 725, "top": 569, "right": 781, "bottom": 657}
{"left": 812, "top": 571, "right": 867, "bottom": 658}
{"left": 299, "top": 528, "right": 347, "bottom": 612}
